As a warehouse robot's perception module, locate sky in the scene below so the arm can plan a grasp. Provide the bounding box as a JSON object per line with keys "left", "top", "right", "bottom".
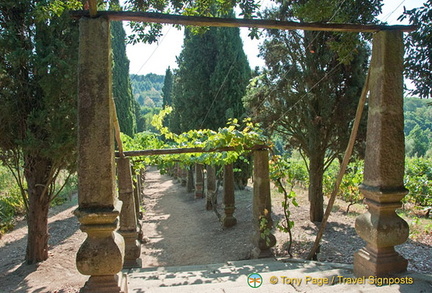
{"left": 125, "top": 0, "right": 426, "bottom": 75}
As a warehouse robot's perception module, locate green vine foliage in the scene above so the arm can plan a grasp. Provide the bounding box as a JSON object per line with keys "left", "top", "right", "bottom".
{"left": 323, "top": 160, "right": 364, "bottom": 210}
{"left": 268, "top": 154, "right": 299, "bottom": 256}
{"left": 121, "top": 106, "right": 268, "bottom": 172}
{"left": 258, "top": 214, "right": 273, "bottom": 246}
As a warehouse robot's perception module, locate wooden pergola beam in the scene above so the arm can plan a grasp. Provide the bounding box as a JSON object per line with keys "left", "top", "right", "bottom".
{"left": 88, "top": 0, "right": 97, "bottom": 17}
{"left": 115, "top": 145, "right": 268, "bottom": 157}
{"left": 70, "top": 11, "right": 416, "bottom": 33}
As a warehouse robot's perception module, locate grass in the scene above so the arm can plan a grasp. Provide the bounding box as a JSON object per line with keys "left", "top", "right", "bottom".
{"left": 0, "top": 164, "right": 77, "bottom": 238}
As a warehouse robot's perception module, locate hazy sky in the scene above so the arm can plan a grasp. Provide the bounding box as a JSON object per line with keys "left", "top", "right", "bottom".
{"left": 125, "top": 0, "right": 425, "bottom": 75}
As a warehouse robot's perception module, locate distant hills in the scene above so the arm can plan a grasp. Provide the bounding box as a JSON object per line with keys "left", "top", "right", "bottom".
{"left": 130, "top": 73, "right": 164, "bottom": 108}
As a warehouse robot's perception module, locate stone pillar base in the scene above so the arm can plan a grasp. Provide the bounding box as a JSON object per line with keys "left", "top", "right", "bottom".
{"left": 221, "top": 215, "right": 237, "bottom": 227}
{"left": 80, "top": 273, "right": 128, "bottom": 293}
{"left": 206, "top": 198, "right": 213, "bottom": 211}
{"left": 251, "top": 231, "right": 276, "bottom": 259}
{"left": 120, "top": 230, "right": 142, "bottom": 269}
{"left": 354, "top": 246, "right": 407, "bottom": 277}
{"left": 195, "top": 183, "right": 204, "bottom": 198}
{"left": 137, "top": 222, "right": 143, "bottom": 243}
{"left": 251, "top": 247, "right": 272, "bottom": 259}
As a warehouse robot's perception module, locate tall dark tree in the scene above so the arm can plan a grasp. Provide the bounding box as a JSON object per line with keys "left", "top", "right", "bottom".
{"left": 111, "top": 1, "right": 137, "bottom": 136}
{"left": 244, "top": 0, "right": 381, "bottom": 222}
{"left": 162, "top": 67, "right": 173, "bottom": 108}
{"left": 133, "top": 99, "right": 145, "bottom": 132}
{"left": 399, "top": 1, "right": 432, "bottom": 99}
{"left": 0, "top": 0, "right": 80, "bottom": 263}
{"left": 172, "top": 21, "right": 252, "bottom": 188}
{"left": 173, "top": 23, "right": 250, "bottom": 132}
{"left": 173, "top": 27, "right": 219, "bottom": 131}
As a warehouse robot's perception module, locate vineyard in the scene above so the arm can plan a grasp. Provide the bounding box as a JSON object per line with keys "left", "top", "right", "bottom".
{"left": 1, "top": 107, "right": 431, "bottom": 242}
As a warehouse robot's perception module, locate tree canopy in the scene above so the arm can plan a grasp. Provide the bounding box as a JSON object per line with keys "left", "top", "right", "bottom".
{"left": 172, "top": 22, "right": 250, "bottom": 132}
{"left": 112, "top": 19, "right": 138, "bottom": 136}
{"left": 0, "top": 0, "right": 80, "bottom": 263}
{"left": 244, "top": 0, "right": 381, "bottom": 222}
{"left": 399, "top": 1, "right": 432, "bottom": 99}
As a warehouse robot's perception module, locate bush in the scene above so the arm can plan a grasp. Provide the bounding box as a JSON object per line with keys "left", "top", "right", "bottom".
{"left": 50, "top": 172, "right": 78, "bottom": 207}
{"left": 322, "top": 157, "right": 432, "bottom": 214}
{"left": 404, "top": 157, "right": 432, "bottom": 211}
{"left": 323, "top": 160, "right": 364, "bottom": 209}
{"left": 0, "top": 172, "right": 25, "bottom": 236}
{"left": 0, "top": 165, "right": 78, "bottom": 237}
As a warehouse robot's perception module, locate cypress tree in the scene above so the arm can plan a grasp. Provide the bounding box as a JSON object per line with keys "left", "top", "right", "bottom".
{"left": 111, "top": 1, "right": 136, "bottom": 136}
{"left": 0, "top": 0, "right": 79, "bottom": 263}
{"left": 162, "top": 67, "right": 173, "bottom": 108}
{"left": 173, "top": 21, "right": 252, "bottom": 188}
{"left": 173, "top": 22, "right": 250, "bottom": 132}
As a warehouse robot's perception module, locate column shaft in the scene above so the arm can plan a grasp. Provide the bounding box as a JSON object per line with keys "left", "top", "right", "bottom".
{"left": 195, "top": 163, "right": 204, "bottom": 198}
{"left": 222, "top": 164, "right": 237, "bottom": 227}
{"left": 252, "top": 150, "right": 276, "bottom": 258}
{"left": 206, "top": 165, "right": 217, "bottom": 210}
{"left": 354, "top": 30, "right": 409, "bottom": 277}
{"left": 117, "top": 157, "right": 141, "bottom": 269}
{"left": 75, "top": 17, "right": 126, "bottom": 293}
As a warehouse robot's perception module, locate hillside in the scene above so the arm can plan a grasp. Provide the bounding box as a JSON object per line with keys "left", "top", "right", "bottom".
{"left": 404, "top": 97, "right": 432, "bottom": 157}
{"left": 130, "top": 73, "right": 164, "bottom": 108}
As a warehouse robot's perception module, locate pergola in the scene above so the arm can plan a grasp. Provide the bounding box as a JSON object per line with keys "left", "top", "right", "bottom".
{"left": 72, "top": 3, "right": 415, "bottom": 292}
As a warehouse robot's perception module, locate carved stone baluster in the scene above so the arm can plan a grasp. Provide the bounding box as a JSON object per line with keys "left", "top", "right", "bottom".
{"left": 354, "top": 30, "right": 409, "bottom": 277}
{"left": 75, "top": 17, "right": 126, "bottom": 293}
{"left": 251, "top": 149, "right": 276, "bottom": 258}
{"left": 195, "top": 163, "right": 204, "bottom": 198}
{"left": 206, "top": 165, "right": 217, "bottom": 210}
{"left": 222, "top": 164, "right": 237, "bottom": 227}
{"left": 117, "top": 157, "right": 141, "bottom": 269}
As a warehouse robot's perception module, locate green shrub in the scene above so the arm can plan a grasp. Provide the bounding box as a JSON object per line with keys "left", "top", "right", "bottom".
{"left": 0, "top": 184, "right": 25, "bottom": 236}
{"left": 1, "top": 164, "right": 78, "bottom": 237}
{"left": 323, "top": 160, "right": 364, "bottom": 209}
{"left": 404, "top": 157, "right": 432, "bottom": 210}
{"left": 50, "top": 172, "right": 78, "bottom": 207}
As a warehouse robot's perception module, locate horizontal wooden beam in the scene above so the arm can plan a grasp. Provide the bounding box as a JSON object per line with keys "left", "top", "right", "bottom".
{"left": 115, "top": 144, "right": 268, "bottom": 157}
{"left": 70, "top": 11, "right": 416, "bottom": 33}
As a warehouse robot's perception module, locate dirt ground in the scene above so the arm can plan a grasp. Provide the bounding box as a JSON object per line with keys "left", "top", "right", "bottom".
{"left": 0, "top": 168, "right": 431, "bottom": 292}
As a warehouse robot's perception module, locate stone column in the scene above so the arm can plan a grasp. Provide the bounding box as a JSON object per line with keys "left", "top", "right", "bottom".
{"left": 251, "top": 149, "right": 276, "bottom": 258}
{"left": 117, "top": 157, "right": 141, "bottom": 269}
{"left": 354, "top": 30, "right": 409, "bottom": 277}
{"left": 138, "top": 169, "right": 146, "bottom": 204}
{"left": 195, "top": 163, "right": 204, "bottom": 198}
{"left": 75, "top": 17, "right": 126, "bottom": 293}
{"left": 206, "top": 165, "right": 217, "bottom": 210}
{"left": 222, "top": 164, "right": 237, "bottom": 227}
{"left": 135, "top": 172, "right": 142, "bottom": 218}
{"left": 133, "top": 174, "right": 144, "bottom": 243}
{"left": 186, "top": 165, "right": 194, "bottom": 193}
{"left": 180, "top": 166, "right": 187, "bottom": 186}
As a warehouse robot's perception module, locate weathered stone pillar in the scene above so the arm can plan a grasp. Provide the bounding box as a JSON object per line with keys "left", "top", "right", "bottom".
{"left": 186, "top": 165, "right": 194, "bottom": 193}
{"left": 133, "top": 174, "right": 143, "bottom": 243}
{"left": 75, "top": 17, "right": 126, "bottom": 293}
{"left": 179, "top": 166, "right": 187, "bottom": 186}
{"left": 117, "top": 157, "right": 141, "bottom": 269}
{"left": 222, "top": 164, "right": 237, "bottom": 227}
{"left": 132, "top": 176, "right": 140, "bottom": 220}
{"left": 195, "top": 163, "right": 204, "bottom": 198}
{"left": 251, "top": 149, "right": 276, "bottom": 258}
{"left": 354, "top": 30, "right": 409, "bottom": 277}
{"left": 206, "top": 165, "right": 217, "bottom": 210}
{"left": 138, "top": 169, "right": 145, "bottom": 204}
{"left": 135, "top": 172, "right": 142, "bottom": 217}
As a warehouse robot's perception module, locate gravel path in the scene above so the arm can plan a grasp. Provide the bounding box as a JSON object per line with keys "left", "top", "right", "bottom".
{"left": 0, "top": 168, "right": 430, "bottom": 292}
